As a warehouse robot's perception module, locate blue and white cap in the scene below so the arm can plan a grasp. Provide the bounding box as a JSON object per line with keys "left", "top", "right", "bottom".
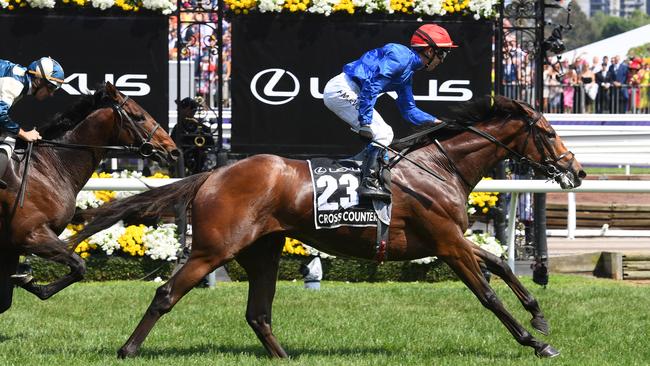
{"left": 27, "top": 56, "right": 65, "bottom": 90}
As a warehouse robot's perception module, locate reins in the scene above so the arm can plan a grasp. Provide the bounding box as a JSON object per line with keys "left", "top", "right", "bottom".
{"left": 36, "top": 139, "right": 141, "bottom": 154}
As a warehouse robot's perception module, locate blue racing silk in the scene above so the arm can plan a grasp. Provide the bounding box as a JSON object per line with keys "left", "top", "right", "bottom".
{"left": 343, "top": 43, "right": 435, "bottom": 126}
{"left": 0, "top": 59, "right": 31, "bottom": 135}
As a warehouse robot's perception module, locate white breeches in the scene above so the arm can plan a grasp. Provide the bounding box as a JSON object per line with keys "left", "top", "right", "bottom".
{"left": 323, "top": 73, "right": 394, "bottom": 146}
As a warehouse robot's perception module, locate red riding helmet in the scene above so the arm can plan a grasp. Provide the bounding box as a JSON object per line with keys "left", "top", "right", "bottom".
{"left": 410, "top": 24, "right": 458, "bottom": 49}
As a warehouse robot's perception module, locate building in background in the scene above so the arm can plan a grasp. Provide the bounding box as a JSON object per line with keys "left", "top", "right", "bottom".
{"left": 587, "top": 0, "right": 646, "bottom": 16}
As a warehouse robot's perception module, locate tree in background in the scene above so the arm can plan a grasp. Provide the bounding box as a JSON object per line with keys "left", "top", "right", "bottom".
{"left": 547, "top": 2, "right": 650, "bottom": 51}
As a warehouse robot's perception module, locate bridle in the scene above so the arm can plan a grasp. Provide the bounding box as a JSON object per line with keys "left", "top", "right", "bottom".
{"left": 112, "top": 95, "right": 160, "bottom": 158}
{"left": 464, "top": 111, "right": 578, "bottom": 182}
{"left": 39, "top": 95, "right": 161, "bottom": 158}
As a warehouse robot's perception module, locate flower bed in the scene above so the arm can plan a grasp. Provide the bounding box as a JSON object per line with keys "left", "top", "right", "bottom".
{"left": 226, "top": 0, "right": 497, "bottom": 18}
{"left": 38, "top": 172, "right": 505, "bottom": 282}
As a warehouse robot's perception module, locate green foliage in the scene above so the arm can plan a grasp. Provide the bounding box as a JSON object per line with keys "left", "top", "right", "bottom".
{"left": 28, "top": 255, "right": 456, "bottom": 283}
{"left": 549, "top": 4, "right": 650, "bottom": 51}
{"left": 591, "top": 10, "right": 650, "bottom": 40}
{"left": 557, "top": 1, "right": 598, "bottom": 51}
{"left": 28, "top": 256, "right": 174, "bottom": 282}
{"left": 628, "top": 42, "right": 650, "bottom": 58}
{"left": 226, "top": 256, "right": 457, "bottom": 282}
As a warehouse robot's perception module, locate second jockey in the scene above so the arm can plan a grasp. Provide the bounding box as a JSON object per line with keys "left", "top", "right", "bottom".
{"left": 323, "top": 24, "right": 457, "bottom": 201}
{"left": 0, "top": 56, "right": 65, "bottom": 189}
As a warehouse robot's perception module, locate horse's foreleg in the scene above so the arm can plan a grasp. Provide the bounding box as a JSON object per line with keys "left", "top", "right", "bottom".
{"left": 118, "top": 248, "right": 228, "bottom": 358}
{"left": 473, "top": 247, "right": 549, "bottom": 335}
{"left": 442, "top": 243, "right": 559, "bottom": 358}
{"left": 236, "top": 234, "right": 287, "bottom": 358}
{"left": 0, "top": 252, "right": 19, "bottom": 313}
{"left": 18, "top": 235, "right": 86, "bottom": 300}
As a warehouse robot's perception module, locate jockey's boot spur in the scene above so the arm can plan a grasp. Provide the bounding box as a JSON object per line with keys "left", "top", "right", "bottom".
{"left": 358, "top": 147, "right": 391, "bottom": 201}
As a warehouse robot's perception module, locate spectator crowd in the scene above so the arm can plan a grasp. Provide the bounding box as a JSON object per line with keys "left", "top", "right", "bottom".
{"left": 502, "top": 36, "right": 649, "bottom": 114}
{"left": 168, "top": 13, "right": 232, "bottom": 109}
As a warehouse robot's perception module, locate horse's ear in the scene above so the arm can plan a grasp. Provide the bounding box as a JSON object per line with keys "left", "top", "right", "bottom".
{"left": 511, "top": 99, "right": 535, "bottom": 117}
{"left": 105, "top": 81, "right": 119, "bottom": 99}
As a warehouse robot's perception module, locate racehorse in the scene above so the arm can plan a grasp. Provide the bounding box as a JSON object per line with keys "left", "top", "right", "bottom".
{"left": 0, "top": 82, "right": 179, "bottom": 313}
{"left": 72, "top": 96, "right": 585, "bottom": 359}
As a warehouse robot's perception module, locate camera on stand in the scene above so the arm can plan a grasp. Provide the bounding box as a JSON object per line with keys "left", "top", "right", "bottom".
{"left": 173, "top": 97, "right": 218, "bottom": 176}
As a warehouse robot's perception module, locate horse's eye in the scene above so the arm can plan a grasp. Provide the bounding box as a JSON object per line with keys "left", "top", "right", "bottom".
{"left": 546, "top": 131, "right": 556, "bottom": 138}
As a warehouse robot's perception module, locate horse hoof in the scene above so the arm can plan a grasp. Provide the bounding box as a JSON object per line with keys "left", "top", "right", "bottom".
{"left": 10, "top": 273, "right": 33, "bottom": 286}
{"left": 117, "top": 347, "right": 136, "bottom": 359}
{"left": 535, "top": 344, "right": 560, "bottom": 358}
{"left": 531, "top": 316, "right": 550, "bottom": 335}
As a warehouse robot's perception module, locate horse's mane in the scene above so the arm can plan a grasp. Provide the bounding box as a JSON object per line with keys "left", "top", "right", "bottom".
{"left": 391, "top": 95, "right": 527, "bottom": 151}
{"left": 39, "top": 85, "right": 114, "bottom": 140}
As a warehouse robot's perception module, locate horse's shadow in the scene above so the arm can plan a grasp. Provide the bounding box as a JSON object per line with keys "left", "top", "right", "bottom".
{"left": 130, "top": 343, "right": 524, "bottom": 360}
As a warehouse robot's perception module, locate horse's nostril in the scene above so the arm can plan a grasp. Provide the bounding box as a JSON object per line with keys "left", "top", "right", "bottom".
{"left": 169, "top": 149, "right": 181, "bottom": 161}
{"left": 578, "top": 170, "right": 587, "bottom": 179}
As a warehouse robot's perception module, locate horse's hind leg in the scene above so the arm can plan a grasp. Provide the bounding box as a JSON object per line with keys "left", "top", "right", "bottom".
{"left": 441, "top": 238, "right": 559, "bottom": 358}
{"left": 473, "top": 247, "right": 549, "bottom": 335}
{"left": 0, "top": 252, "right": 19, "bottom": 313}
{"left": 235, "top": 234, "right": 287, "bottom": 358}
{"left": 117, "top": 242, "right": 230, "bottom": 358}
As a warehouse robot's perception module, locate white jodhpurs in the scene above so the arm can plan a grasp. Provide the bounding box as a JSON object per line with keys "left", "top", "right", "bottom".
{"left": 323, "top": 73, "right": 394, "bottom": 146}
{"left": 0, "top": 136, "right": 16, "bottom": 157}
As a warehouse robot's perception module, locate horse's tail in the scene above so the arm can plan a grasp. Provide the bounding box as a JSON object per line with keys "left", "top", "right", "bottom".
{"left": 70, "top": 171, "right": 212, "bottom": 245}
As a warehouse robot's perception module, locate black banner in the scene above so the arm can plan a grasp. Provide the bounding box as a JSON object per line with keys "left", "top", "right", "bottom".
{"left": 0, "top": 12, "right": 168, "bottom": 130}
{"left": 232, "top": 14, "right": 493, "bottom": 156}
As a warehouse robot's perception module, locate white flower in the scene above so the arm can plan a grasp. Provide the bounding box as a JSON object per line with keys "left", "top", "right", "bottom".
{"left": 58, "top": 227, "right": 75, "bottom": 241}
{"left": 0, "top": 0, "right": 9, "bottom": 8}
{"left": 88, "top": 221, "right": 126, "bottom": 256}
{"left": 302, "top": 244, "right": 335, "bottom": 259}
{"left": 467, "top": 233, "right": 506, "bottom": 258}
{"left": 143, "top": 224, "right": 181, "bottom": 261}
{"left": 411, "top": 256, "right": 437, "bottom": 264}
{"left": 25, "top": 0, "right": 55, "bottom": 7}
{"left": 308, "top": 0, "right": 338, "bottom": 15}
{"left": 413, "top": 0, "right": 445, "bottom": 15}
{"left": 90, "top": 0, "right": 115, "bottom": 9}
{"left": 76, "top": 191, "right": 104, "bottom": 210}
{"left": 468, "top": 0, "right": 497, "bottom": 18}
{"left": 258, "top": 0, "right": 283, "bottom": 12}
{"left": 141, "top": 0, "right": 176, "bottom": 14}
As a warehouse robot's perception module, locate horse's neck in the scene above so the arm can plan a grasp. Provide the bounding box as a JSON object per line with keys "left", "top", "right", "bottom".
{"left": 420, "top": 122, "right": 518, "bottom": 193}
{"left": 51, "top": 113, "right": 115, "bottom": 192}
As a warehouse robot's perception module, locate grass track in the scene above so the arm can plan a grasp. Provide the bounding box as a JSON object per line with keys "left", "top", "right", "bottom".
{"left": 1, "top": 275, "right": 649, "bottom": 366}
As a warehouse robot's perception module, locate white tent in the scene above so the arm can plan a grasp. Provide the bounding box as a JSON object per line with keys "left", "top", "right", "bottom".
{"left": 561, "top": 24, "right": 650, "bottom": 63}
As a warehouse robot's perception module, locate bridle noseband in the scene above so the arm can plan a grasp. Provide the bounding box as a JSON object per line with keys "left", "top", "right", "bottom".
{"left": 112, "top": 95, "right": 160, "bottom": 158}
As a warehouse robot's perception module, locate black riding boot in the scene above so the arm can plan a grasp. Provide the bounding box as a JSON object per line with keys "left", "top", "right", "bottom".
{"left": 358, "top": 147, "right": 391, "bottom": 201}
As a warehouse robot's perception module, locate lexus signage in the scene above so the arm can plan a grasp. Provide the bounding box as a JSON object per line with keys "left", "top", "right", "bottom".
{"left": 0, "top": 12, "right": 167, "bottom": 130}
{"left": 232, "top": 14, "right": 493, "bottom": 155}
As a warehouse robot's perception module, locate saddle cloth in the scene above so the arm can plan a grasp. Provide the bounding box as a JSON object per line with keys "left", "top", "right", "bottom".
{"left": 308, "top": 157, "right": 391, "bottom": 229}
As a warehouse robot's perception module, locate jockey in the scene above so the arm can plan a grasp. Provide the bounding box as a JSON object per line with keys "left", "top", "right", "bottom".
{"left": 323, "top": 24, "right": 457, "bottom": 200}
{"left": 0, "top": 56, "right": 64, "bottom": 189}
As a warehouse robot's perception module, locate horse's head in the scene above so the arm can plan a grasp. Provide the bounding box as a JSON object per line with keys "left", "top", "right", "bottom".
{"left": 104, "top": 82, "right": 180, "bottom": 163}
{"left": 501, "top": 97, "right": 586, "bottom": 189}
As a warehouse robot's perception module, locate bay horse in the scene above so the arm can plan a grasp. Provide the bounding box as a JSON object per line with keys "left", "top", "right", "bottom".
{"left": 72, "top": 96, "right": 585, "bottom": 359}
{"left": 0, "top": 82, "right": 179, "bottom": 313}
